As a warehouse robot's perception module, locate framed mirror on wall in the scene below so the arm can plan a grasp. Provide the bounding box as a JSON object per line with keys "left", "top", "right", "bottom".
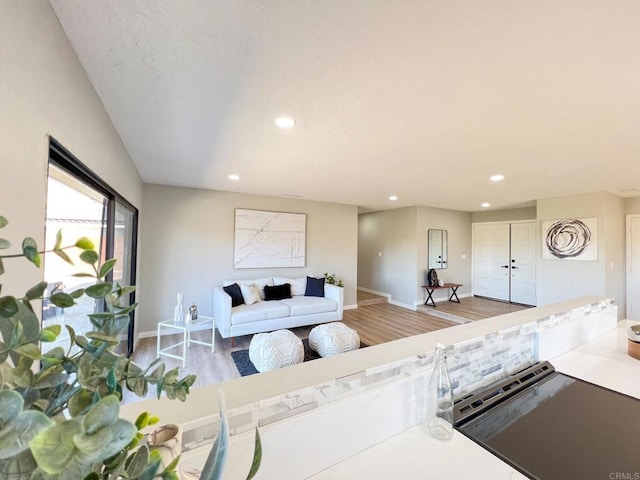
{"left": 428, "top": 229, "right": 448, "bottom": 269}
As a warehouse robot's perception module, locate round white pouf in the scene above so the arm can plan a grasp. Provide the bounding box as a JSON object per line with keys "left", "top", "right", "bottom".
{"left": 249, "top": 330, "right": 304, "bottom": 373}
{"left": 309, "top": 322, "right": 360, "bottom": 358}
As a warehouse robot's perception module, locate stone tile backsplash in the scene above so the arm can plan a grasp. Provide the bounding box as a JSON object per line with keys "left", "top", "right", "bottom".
{"left": 181, "top": 298, "right": 615, "bottom": 453}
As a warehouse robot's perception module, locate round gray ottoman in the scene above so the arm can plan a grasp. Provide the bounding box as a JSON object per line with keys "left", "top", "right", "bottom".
{"left": 249, "top": 329, "right": 304, "bottom": 372}
{"left": 309, "top": 322, "right": 360, "bottom": 358}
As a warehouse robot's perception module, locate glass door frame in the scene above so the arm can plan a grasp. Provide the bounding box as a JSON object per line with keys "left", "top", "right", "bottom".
{"left": 48, "top": 137, "right": 138, "bottom": 355}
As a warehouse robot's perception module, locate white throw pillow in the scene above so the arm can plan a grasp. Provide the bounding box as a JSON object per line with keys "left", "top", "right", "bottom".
{"left": 224, "top": 277, "right": 273, "bottom": 300}
{"left": 239, "top": 283, "right": 261, "bottom": 305}
{"left": 274, "top": 277, "right": 307, "bottom": 296}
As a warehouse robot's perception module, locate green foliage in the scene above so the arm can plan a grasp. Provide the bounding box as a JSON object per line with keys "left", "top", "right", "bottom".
{"left": 324, "top": 272, "right": 344, "bottom": 288}
{"left": 0, "top": 217, "right": 195, "bottom": 479}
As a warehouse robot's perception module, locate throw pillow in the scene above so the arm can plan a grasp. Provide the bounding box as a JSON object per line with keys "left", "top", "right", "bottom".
{"left": 240, "top": 283, "right": 261, "bottom": 305}
{"left": 305, "top": 276, "right": 325, "bottom": 297}
{"left": 274, "top": 277, "right": 307, "bottom": 296}
{"left": 264, "top": 283, "right": 292, "bottom": 301}
{"left": 223, "top": 283, "right": 245, "bottom": 307}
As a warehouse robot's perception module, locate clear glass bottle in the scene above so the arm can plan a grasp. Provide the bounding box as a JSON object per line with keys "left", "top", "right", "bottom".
{"left": 427, "top": 343, "right": 454, "bottom": 440}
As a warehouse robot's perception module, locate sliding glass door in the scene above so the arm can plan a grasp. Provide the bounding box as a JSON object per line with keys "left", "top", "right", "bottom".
{"left": 43, "top": 138, "right": 138, "bottom": 355}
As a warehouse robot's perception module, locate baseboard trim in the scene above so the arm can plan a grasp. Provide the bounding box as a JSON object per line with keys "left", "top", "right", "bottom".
{"left": 415, "top": 291, "right": 472, "bottom": 307}
{"left": 356, "top": 287, "right": 391, "bottom": 300}
{"left": 388, "top": 299, "right": 417, "bottom": 311}
{"left": 343, "top": 304, "right": 358, "bottom": 310}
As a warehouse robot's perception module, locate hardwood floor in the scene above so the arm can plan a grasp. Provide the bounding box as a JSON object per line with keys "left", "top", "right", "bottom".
{"left": 416, "top": 296, "right": 531, "bottom": 322}
{"left": 125, "top": 303, "right": 456, "bottom": 404}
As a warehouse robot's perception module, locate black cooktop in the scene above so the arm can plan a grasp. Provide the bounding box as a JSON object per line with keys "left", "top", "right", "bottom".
{"left": 454, "top": 362, "right": 640, "bottom": 480}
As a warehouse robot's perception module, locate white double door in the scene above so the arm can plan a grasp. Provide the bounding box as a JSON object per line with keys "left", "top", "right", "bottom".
{"left": 472, "top": 221, "right": 537, "bottom": 306}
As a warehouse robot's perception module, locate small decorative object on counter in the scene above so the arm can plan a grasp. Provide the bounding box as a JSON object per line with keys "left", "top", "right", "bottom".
{"left": 147, "top": 423, "right": 183, "bottom": 475}
{"left": 189, "top": 302, "right": 198, "bottom": 320}
{"left": 627, "top": 324, "right": 640, "bottom": 361}
{"left": 174, "top": 292, "right": 184, "bottom": 325}
{"left": 427, "top": 342, "right": 454, "bottom": 440}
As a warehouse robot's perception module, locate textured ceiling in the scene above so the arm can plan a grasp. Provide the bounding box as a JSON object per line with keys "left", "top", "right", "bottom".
{"left": 49, "top": 0, "right": 640, "bottom": 212}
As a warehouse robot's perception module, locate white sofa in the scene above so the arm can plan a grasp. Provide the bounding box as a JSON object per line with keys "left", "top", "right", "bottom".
{"left": 213, "top": 277, "right": 344, "bottom": 341}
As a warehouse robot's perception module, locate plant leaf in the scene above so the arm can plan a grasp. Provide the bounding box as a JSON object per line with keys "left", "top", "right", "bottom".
{"left": 0, "top": 390, "right": 23, "bottom": 427}
{"left": 21, "top": 238, "right": 41, "bottom": 268}
{"left": 74, "top": 237, "right": 94, "bottom": 250}
{"left": 70, "top": 288, "right": 85, "bottom": 299}
{"left": 245, "top": 428, "right": 263, "bottom": 480}
{"left": 0, "top": 258, "right": 4, "bottom": 276}
{"left": 79, "top": 250, "right": 99, "bottom": 265}
{"left": 126, "top": 444, "right": 149, "bottom": 478}
{"left": 53, "top": 248, "right": 73, "bottom": 265}
{"left": 0, "top": 410, "right": 53, "bottom": 459}
{"left": 0, "top": 238, "right": 11, "bottom": 250}
{"left": 29, "top": 419, "right": 82, "bottom": 474}
{"left": 82, "top": 396, "right": 119, "bottom": 435}
{"left": 0, "top": 217, "right": 8, "bottom": 229}
{"left": 200, "top": 390, "right": 229, "bottom": 480}
{"left": 50, "top": 292, "right": 75, "bottom": 308}
{"left": 0, "top": 296, "right": 19, "bottom": 318}
{"left": 53, "top": 229, "right": 63, "bottom": 250}
{"left": 85, "top": 282, "right": 112, "bottom": 299}
{"left": 15, "top": 344, "right": 42, "bottom": 360}
{"left": 25, "top": 281, "right": 48, "bottom": 300}
{"left": 98, "top": 259, "right": 117, "bottom": 279}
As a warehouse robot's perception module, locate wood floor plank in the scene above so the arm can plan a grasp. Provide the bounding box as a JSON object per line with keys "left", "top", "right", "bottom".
{"left": 417, "top": 296, "right": 531, "bottom": 321}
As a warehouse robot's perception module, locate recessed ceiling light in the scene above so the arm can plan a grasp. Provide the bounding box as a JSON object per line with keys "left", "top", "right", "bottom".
{"left": 228, "top": 174, "right": 240, "bottom": 181}
{"left": 490, "top": 174, "right": 505, "bottom": 182}
{"left": 481, "top": 202, "right": 491, "bottom": 208}
{"left": 389, "top": 195, "right": 398, "bottom": 201}
{"left": 275, "top": 117, "right": 295, "bottom": 128}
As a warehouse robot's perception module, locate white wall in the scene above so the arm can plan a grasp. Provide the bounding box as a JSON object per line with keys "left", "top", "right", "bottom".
{"left": 416, "top": 206, "right": 472, "bottom": 301}
{"left": 0, "top": 2, "right": 142, "bottom": 297}
{"left": 537, "top": 192, "right": 625, "bottom": 317}
{"left": 138, "top": 185, "right": 358, "bottom": 334}
{"left": 626, "top": 197, "right": 640, "bottom": 214}
{"left": 471, "top": 207, "right": 536, "bottom": 223}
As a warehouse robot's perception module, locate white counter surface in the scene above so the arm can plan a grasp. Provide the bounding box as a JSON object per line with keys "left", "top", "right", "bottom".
{"left": 309, "top": 320, "right": 639, "bottom": 479}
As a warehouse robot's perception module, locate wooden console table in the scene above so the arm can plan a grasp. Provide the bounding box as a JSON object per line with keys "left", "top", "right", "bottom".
{"left": 421, "top": 283, "right": 462, "bottom": 308}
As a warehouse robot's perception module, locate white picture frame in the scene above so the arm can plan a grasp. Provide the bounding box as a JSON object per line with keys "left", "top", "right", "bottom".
{"left": 234, "top": 208, "right": 306, "bottom": 268}
{"left": 541, "top": 217, "right": 597, "bottom": 261}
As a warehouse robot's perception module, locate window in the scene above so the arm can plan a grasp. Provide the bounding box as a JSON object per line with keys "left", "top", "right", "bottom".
{"left": 43, "top": 138, "right": 138, "bottom": 355}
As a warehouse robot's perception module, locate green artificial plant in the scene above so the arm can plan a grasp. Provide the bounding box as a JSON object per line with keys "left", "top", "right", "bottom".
{"left": 323, "top": 272, "right": 344, "bottom": 288}
{"left": 0, "top": 215, "right": 261, "bottom": 480}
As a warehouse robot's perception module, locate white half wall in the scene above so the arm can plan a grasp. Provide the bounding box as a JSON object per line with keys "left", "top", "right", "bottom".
{"left": 0, "top": 2, "right": 142, "bottom": 296}
{"left": 137, "top": 185, "right": 358, "bottom": 334}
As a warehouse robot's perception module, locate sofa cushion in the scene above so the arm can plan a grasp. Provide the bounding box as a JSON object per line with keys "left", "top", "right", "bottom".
{"left": 231, "top": 301, "right": 290, "bottom": 325}
{"left": 274, "top": 277, "right": 307, "bottom": 296}
{"left": 240, "top": 283, "right": 261, "bottom": 305}
{"left": 279, "top": 296, "right": 338, "bottom": 316}
{"left": 224, "top": 277, "right": 274, "bottom": 300}
{"left": 264, "top": 283, "right": 292, "bottom": 301}
{"left": 223, "top": 283, "right": 244, "bottom": 307}
{"left": 305, "top": 276, "right": 325, "bottom": 297}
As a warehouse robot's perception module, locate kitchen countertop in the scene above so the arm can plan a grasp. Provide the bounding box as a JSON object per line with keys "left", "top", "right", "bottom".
{"left": 308, "top": 320, "right": 639, "bottom": 479}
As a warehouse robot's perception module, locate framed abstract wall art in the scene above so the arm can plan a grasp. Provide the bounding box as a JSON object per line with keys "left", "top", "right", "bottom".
{"left": 234, "top": 208, "right": 306, "bottom": 268}
{"left": 541, "top": 217, "right": 597, "bottom": 261}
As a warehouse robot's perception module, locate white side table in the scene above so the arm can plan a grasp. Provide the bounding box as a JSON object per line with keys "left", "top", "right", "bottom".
{"left": 156, "top": 315, "right": 215, "bottom": 367}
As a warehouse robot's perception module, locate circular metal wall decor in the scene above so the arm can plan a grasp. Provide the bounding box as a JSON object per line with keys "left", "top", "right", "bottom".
{"left": 545, "top": 219, "right": 592, "bottom": 259}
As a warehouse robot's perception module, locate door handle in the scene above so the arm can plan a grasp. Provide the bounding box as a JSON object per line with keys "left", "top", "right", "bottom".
{"left": 501, "top": 265, "right": 509, "bottom": 268}
{"left": 512, "top": 266, "right": 518, "bottom": 269}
